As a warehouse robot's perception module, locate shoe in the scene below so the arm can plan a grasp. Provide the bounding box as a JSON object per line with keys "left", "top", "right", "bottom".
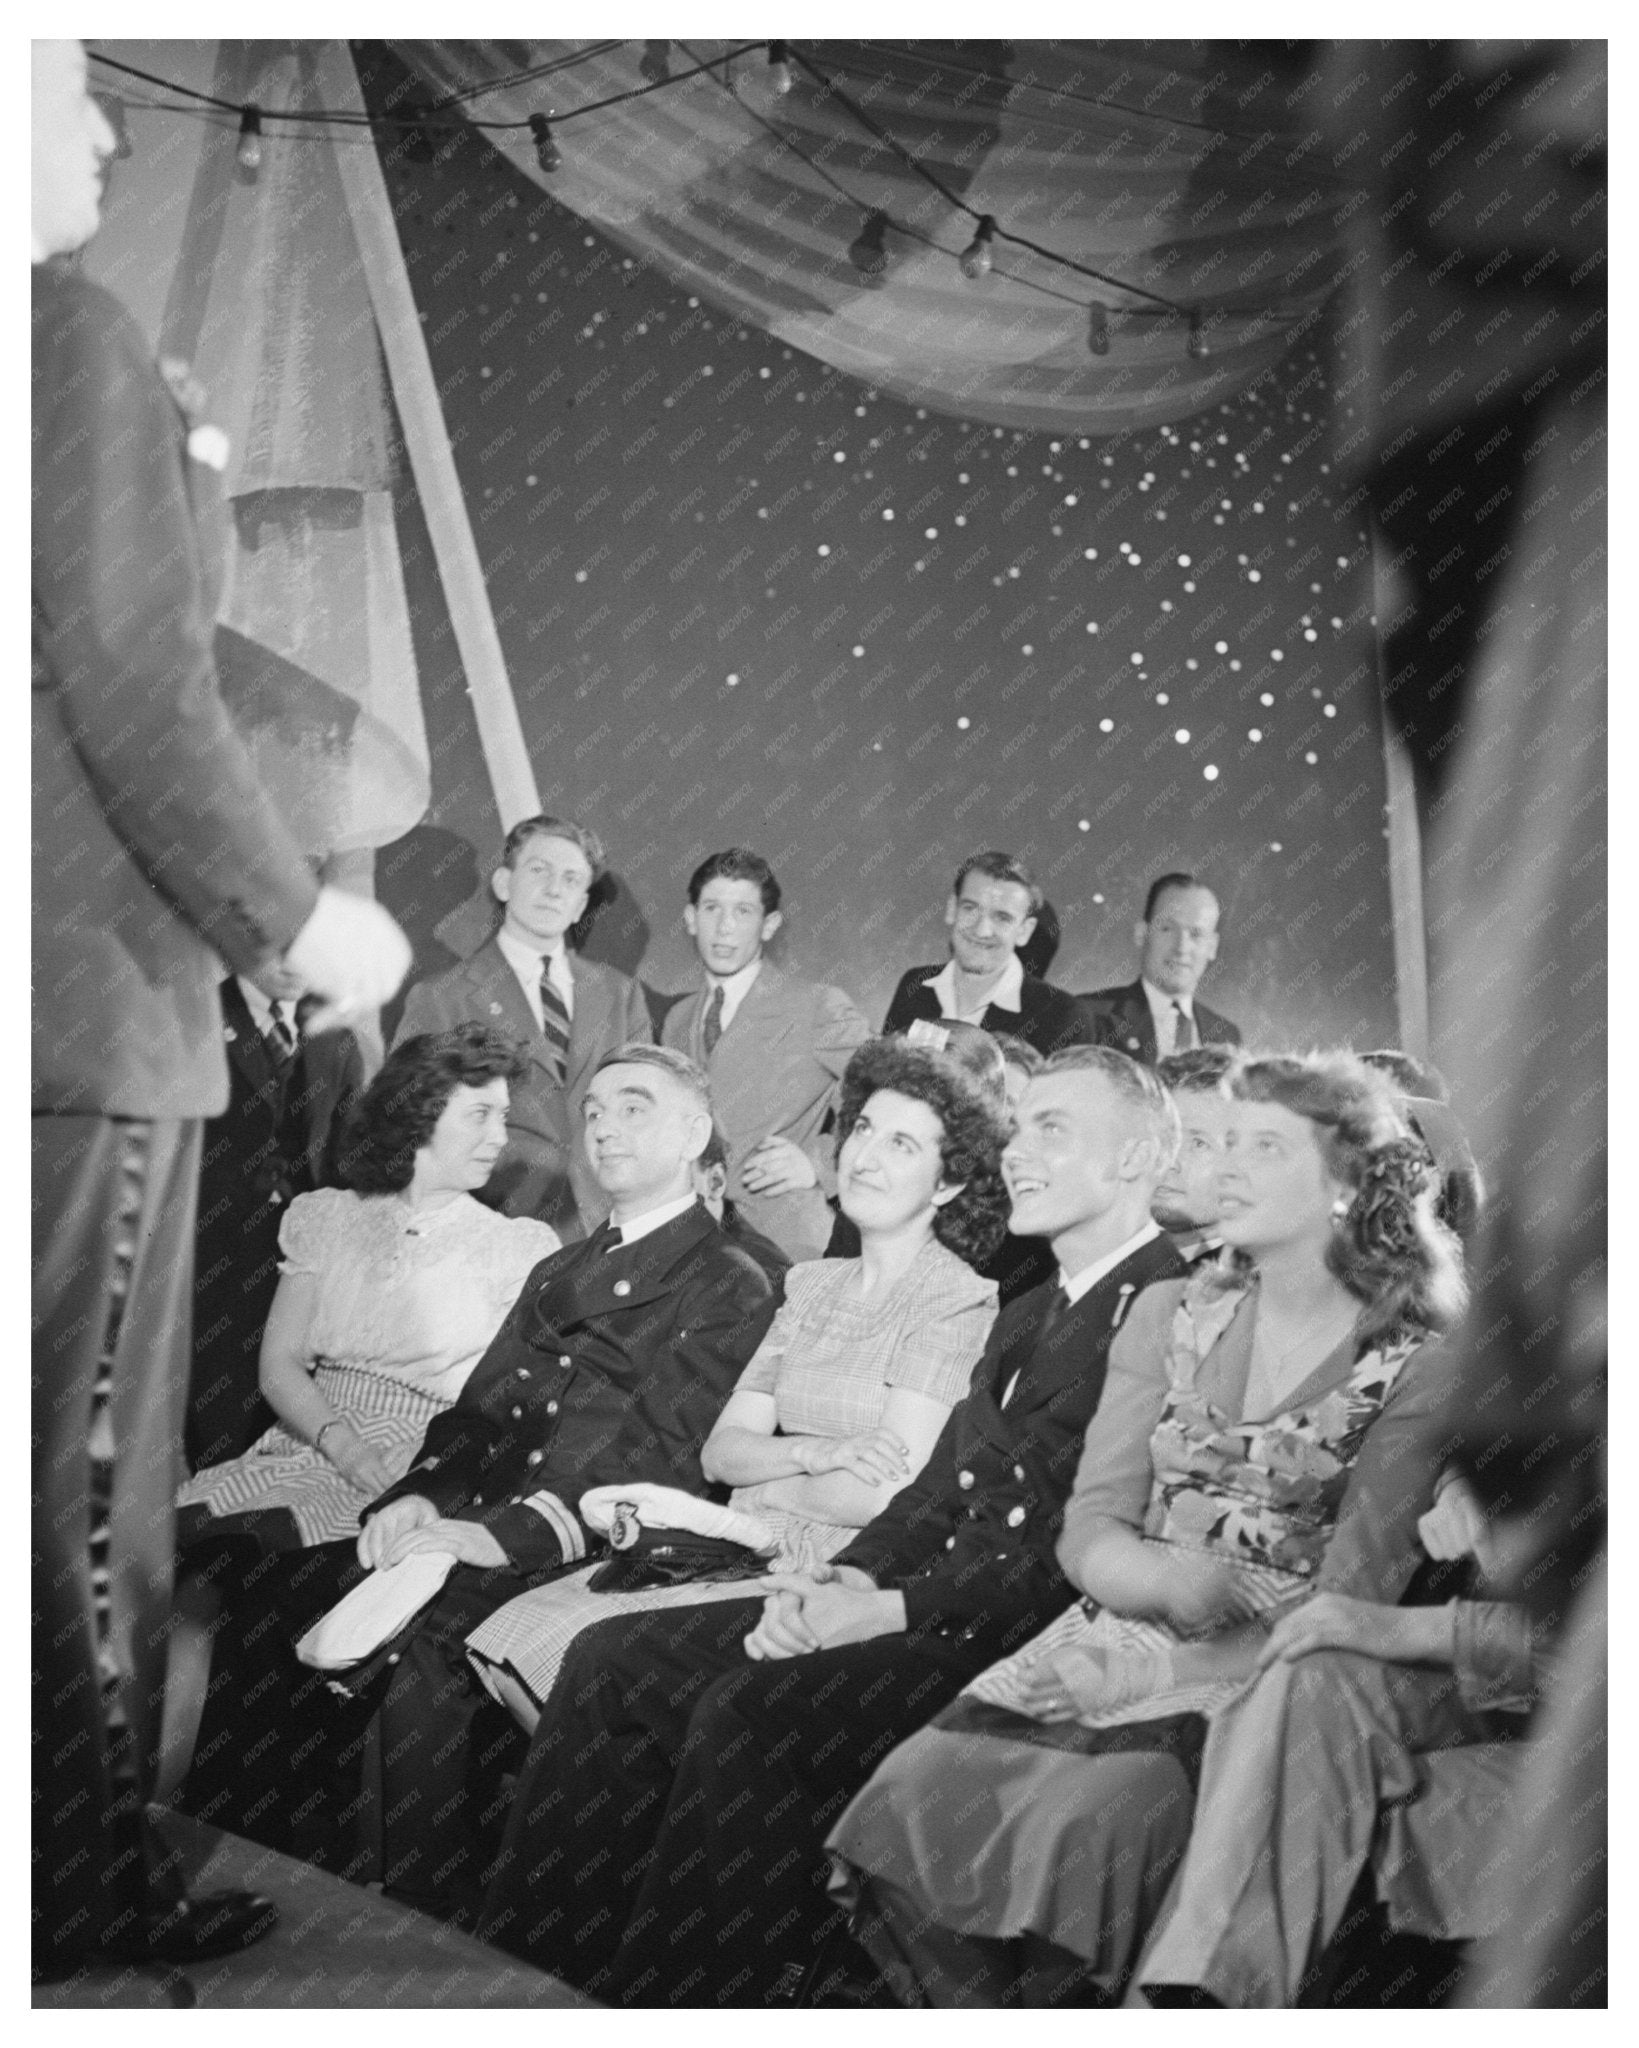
{"left": 126, "top": 1889, "right": 280, "bottom": 1965}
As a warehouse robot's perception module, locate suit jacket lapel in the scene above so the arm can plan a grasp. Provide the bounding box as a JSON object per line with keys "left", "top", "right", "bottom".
{"left": 220, "top": 977, "right": 283, "bottom": 1114}
{"left": 468, "top": 940, "right": 556, "bottom": 1076}
{"left": 565, "top": 956, "right": 614, "bottom": 1097}
{"left": 531, "top": 1203, "right": 716, "bottom": 1338}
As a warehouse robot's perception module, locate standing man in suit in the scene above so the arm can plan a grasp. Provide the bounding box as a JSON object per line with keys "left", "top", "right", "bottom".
{"left": 395, "top": 814, "right": 651, "bottom": 1238}
{"left": 662, "top": 848, "right": 869, "bottom": 1262}
{"left": 179, "top": 1045, "right": 778, "bottom": 1907}
{"left": 186, "top": 967, "right": 365, "bottom": 1471}
{"left": 884, "top": 850, "right": 1093, "bottom": 1058}
{"left": 478, "top": 1048, "right": 1184, "bottom": 2002}
{"left": 31, "top": 40, "right": 410, "bottom": 1981}
{"left": 1081, "top": 873, "right": 1241, "bottom": 1065}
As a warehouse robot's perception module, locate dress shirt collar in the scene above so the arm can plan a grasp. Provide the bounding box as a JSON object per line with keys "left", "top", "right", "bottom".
{"left": 925, "top": 949, "right": 1024, "bottom": 1022}
{"left": 1141, "top": 977, "right": 1194, "bottom": 1024}
{"left": 236, "top": 976, "right": 294, "bottom": 1041}
{"left": 704, "top": 957, "right": 762, "bottom": 1033}
{"left": 497, "top": 927, "right": 574, "bottom": 1017}
{"left": 1059, "top": 1219, "right": 1163, "bottom": 1305}
{"left": 611, "top": 1192, "right": 698, "bottom": 1247}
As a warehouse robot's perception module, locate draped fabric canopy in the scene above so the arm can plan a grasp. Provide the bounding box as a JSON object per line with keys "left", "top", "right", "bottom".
{"left": 394, "top": 38, "right": 1354, "bottom": 434}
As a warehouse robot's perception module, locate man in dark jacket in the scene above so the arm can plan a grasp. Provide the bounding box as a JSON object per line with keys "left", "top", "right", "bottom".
{"left": 883, "top": 850, "right": 1092, "bottom": 1057}
{"left": 477, "top": 1048, "right": 1185, "bottom": 2003}
{"left": 178, "top": 1046, "right": 777, "bottom": 1895}
{"left": 1080, "top": 873, "right": 1241, "bottom": 1064}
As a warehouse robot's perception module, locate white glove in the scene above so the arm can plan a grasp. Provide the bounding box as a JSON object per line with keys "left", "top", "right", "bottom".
{"left": 285, "top": 884, "right": 411, "bottom": 1033}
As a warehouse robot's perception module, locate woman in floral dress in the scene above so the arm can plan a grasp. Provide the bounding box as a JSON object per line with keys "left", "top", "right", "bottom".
{"left": 827, "top": 1050, "right": 1468, "bottom": 2005}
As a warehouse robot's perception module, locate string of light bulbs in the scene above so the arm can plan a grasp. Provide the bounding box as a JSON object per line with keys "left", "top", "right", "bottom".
{"left": 89, "top": 40, "right": 1321, "bottom": 361}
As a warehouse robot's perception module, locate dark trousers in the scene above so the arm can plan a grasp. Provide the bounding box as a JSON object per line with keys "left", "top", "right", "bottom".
{"left": 478, "top": 1597, "right": 1009, "bottom": 2005}
{"left": 32, "top": 1114, "right": 199, "bottom": 1969}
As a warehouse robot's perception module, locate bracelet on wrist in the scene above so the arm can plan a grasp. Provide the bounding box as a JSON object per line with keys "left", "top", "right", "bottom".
{"left": 314, "top": 1417, "right": 346, "bottom": 1456}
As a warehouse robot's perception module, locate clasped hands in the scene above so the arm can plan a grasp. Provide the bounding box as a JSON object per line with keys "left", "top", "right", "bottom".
{"left": 742, "top": 1564, "right": 905, "bottom": 1660}
{"left": 737, "top": 1136, "right": 818, "bottom": 1198}
{"left": 356, "top": 1493, "right": 507, "bottom": 1572}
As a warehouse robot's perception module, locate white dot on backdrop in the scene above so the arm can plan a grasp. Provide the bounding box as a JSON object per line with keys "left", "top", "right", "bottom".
{"left": 1084, "top": 548, "right": 1098, "bottom": 560}
{"left": 1156, "top": 692, "right": 1170, "bottom": 705}
{"left": 726, "top": 673, "right": 739, "bottom": 686}
{"left": 1021, "top": 645, "right": 1034, "bottom": 656}
{"left": 1214, "top": 641, "right": 1228, "bottom": 654}
{"left": 852, "top": 645, "right": 865, "bottom": 658}
{"left": 1249, "top": 727, "right": 1263, "bottom": 741}
{"left": 958, "top": 473, "right": 970, "bottom": 484}
{"left": 1324, "top": 704, "right": 1337, "bottom": 717}
{"left": 1178, "top": 554, "right": 1191, "bottom": 567}
{"left": 1203, "top": 764, "right": 1219, "bottom": 781}
{"left": 954, "top": 515, "right": 967, "bottom": 526}
{"left": 882, "top": 508, "right": 894, "bottom": 520}
{"left": 1086, "top": 622, "right": 1099, "bottom": 634}
{"left": 525, "top": 474, "right": 537, "bottom": 486}
{"left": 925, "top": 527, "right": 938, "bottom": 539}
{"left": 574, "top": 569, "right": 588, "bottom": 583}
{"left": 1007, "top": 566, "right": 1021, "bottom": 579}
{"left": 957, "top": 716, "right": 971, "bottom": 730}
{"left": 1175, "top": 728, "right": 1191, "bottom": 744}
{"left": 1092, "top": 891, "right": 1105, "bottom": 903}
{"left": 1260, "top": 691, "right": 1275, "bottom": 706}
{"left": 1229, "top": 660, "right": 1242, "bottom": 672}
{"left": 1078, "top": 819, "right": 1091, "bottom": 832}
{"left": 1183, "top": 581, "right": 1196, "bottom": 593}
{"left": 1247, "top": 570, "right": 1261, "bottom": 582}
{"left": 1161, "top": 601, "right": 1174, "bottom": 612}
{"left": 1185, "top": 658, "right": 1199, "bottom": 671}
{"left": 1099, "top": 718, "right": 1114, "bottom": 732}
{"left": 1270, "top": 649, "right": 1284, "bottom": 662}
{"left": 1270, "top": 841, "right": 1283, "bottom": 852}
{"left": 1130, "top": 653, "right": 1144, "bottom": 666}
{"left": 833, "top": 451, "right": 846, "bottom": 464}
{"left": 759, "top": 366, "right": 770, "bottom": 378}
{"left": 817, "top": 544, "right": 831, "bottom": 557}
{"left": 1305, "top": 751, "right": 1318, "bottom": 764}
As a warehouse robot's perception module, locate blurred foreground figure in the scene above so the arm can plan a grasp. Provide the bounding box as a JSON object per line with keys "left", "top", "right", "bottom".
{"left": 31, "top": 39, "right": 409, "bottom": 1979}
{"left": 1317, "top": 38, "right": 1606, "bottom": 2008}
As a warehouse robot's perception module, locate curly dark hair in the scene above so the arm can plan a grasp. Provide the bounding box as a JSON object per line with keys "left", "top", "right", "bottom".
{"left": 1230, "top": 1051, "right": 1468, "bottom": 1348}
{"left": 834, "top": 1037, "right": 1011, "bottom": 1268}
{"left": 336, "top": 1024, "right": 529, "bottom": 1195}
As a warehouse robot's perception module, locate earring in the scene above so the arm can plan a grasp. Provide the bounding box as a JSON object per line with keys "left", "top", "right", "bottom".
{"left": 1330, "top": 1194, "right": 1351, "bottom": 1223}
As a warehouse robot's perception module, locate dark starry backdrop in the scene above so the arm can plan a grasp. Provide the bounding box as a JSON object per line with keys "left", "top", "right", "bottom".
{"left": 365, "top": 47, "right": 1398, "bottom": 1047}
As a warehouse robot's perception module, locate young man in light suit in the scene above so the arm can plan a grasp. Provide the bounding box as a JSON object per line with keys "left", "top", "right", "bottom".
{"left": 395, "top": 814, "right": 650, "bottom": 1238}
{"left": 662, "top": 848, "right": 870, "bottom": 1263}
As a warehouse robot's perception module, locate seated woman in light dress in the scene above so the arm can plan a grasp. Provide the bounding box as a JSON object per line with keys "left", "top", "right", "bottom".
{"left": 827, "top": 1050, "right": 1468, "bottom": 2006}
{"left": 177, "top": 1024, "right": 559, "bottom": 1553}
{"left": 463, "top": 1035, "right": 1008, "bottom": 1724}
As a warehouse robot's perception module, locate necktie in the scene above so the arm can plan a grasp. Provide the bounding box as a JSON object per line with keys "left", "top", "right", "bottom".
{"left": 702, "top": 983, "right": 726, "bottom": 1059}
{"left": 1002, "top": 1284, "right": 1071, "bottom": 1407}
{"left": 1172, "top": 1001, "right": 1196, "bottom": 1052}
{"left": 539, "top": 963, "right": 571, "bottom": 1085}
{"left": 265, "top": 1001, "right": 296, "bottom": 1068}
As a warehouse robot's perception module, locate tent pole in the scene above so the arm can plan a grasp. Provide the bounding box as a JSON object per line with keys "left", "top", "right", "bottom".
{"left": 317, "top": 40, "right": 541, "bottom": 831}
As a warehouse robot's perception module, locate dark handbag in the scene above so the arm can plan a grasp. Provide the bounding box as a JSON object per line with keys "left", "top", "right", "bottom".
{"left": 586, "top": 1526, "right": 771, "bottom": 1593}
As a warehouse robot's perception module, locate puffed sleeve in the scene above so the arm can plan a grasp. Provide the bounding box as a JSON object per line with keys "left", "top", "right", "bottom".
{"left": 730, "top": 1264, "right": 814, "bottom": 1397}
{"left": 277, "top": 1187, "right": 350, "bottom": 1277}
{"left": 886, "top": 1265, "right": 997, "bottom": 1406}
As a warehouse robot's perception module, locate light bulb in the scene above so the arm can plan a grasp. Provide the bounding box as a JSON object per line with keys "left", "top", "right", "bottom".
{"left": 236, "top": 106, "right": 263, "bottom": 177}
{"left": 848, "top": 210, "right": 891, "bottom": 281}
{"left": 959, "top": 215, "right": 995, "bottom": 281}
{"left": 529, "top": 113, "right": 561, "bottom": 174}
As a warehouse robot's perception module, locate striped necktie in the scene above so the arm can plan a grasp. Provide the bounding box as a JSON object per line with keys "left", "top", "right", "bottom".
{"left": 265, "top": 1000, "right": 296, "bottom": 1070}
{"left": 702, "top": 983, "right": 726, "bottom": 1059}
{"left": 538, "top": 963, "right": 571, "bottom": 1085}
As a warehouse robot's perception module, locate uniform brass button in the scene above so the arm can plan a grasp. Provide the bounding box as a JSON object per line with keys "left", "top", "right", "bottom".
{"left": 957, "top": 1470, "right": 974, "bottom": 1489}
{"left": 1013, "top": 1464, "right": 1025, "bottom": 1482}
{"left": 472, "top": 1494, "right": 483, "bottom": 1506}
{"left": 1005, "top": 1505, "right": 1026, "bottom": 1528}
{"left": 510, "top": 1405, "right": 523, "bottom": 1420}
{"left": 517, "top": 1368, "right": 531, "bottom": 1380}
{"left": 527, "top": 1450, "right": 544, "bottom": 1467}
{"left": 559, "top": 1355, "right": 572, "bottom": 1368}
{"left": 945, "top": 1536, "right": 957, "bottom": 1550}
{"left": 546, "top": 1400, "right": 559, "bottom": 1415}
{"left": 613, "top": 1278, "right": 632, "bottom": 1298}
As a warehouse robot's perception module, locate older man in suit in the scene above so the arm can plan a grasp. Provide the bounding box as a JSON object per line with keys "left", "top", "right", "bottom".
{"left": 186, "top": 968, "right": 365, "bottom": 1470}
{"left": 662, "top": 848, "right": 869, "bottom": 1262}
{"left": 884, "top": 850, "right": 1092, "bottom": 1058}
{"left": 1081, "top": 873, "right": 1241, "bottom": 1065}
{"left": 395, "top": 814, "right": 651, "bottom": 1238}
{"left": 31, "top": 39, "right": 409, "bottom": 1980}
{"left": 178, "top": 1044, "right": 778, "bottom": 1911}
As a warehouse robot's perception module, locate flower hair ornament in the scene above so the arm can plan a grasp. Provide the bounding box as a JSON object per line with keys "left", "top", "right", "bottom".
{"left": 1336, "top": 1137, "right": 1437, "bottom": 1260}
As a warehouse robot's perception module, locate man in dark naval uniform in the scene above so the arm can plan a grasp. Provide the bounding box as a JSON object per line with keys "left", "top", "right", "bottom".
{"left": 476, "top": 1047, "right": 1184, "bottom": 2003}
